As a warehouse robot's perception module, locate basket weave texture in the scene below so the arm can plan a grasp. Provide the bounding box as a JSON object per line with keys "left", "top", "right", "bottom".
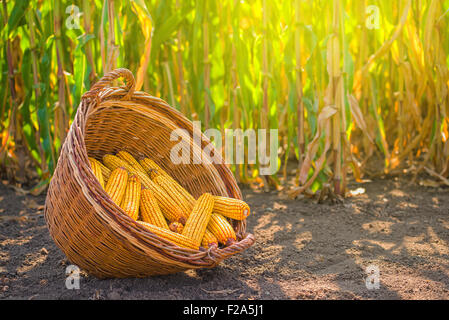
{"left": 44, "top": 68, "right": 255, "bottom": 278}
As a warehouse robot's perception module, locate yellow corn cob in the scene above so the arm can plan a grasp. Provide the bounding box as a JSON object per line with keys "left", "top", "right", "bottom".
{"left": 169, "top": 221, "right": 184, "bottom": 234}
{"left": 103, "top": 155, "right": 187, "bottom": 224}
{"left": 207, "top": 213, "right": 237, "bottom": 246}
{"left": 103, "top": 154, "right": 135, "bottom": 173}
{"left": 166, "top": 175, "right": 196, "bottom": 207}
{"left": 154, "top": 174, "right": 194, "bottom": 217}
{"left": 139, "top": 157, "right": 166, "bottom": 179}
{"left": 139, "top": 175, "right": 187, "bottom": 224}
{"left": 140, "top": 188, "right": 169, "bottom": 229}
{"left": 88, "top": 157, "right": 105, "bottom": 188}
{"left": 158, "top": 174, "right": 196, "bottom": 209}
{"left": 136, "top": 221, "right": 199, "bottom": 250}
{"left": 201, "top": 229, "right": 218, "bottom": 249}
{"left": 99, "top": 161, "right": 111, "bottom": 182}
{"left": 141, "top": 159, "right": 196, "bottom": 205}
{"left": 103, "top": 155, "right": 152, "bottom": 192}
{"left": 182, "top": 193, "right": 214, "bottom": 246}
{"left": 213, "top": 196, "right": 251, "bottom": 220}
{"left": 133, "top": 170, "right": 154, "bottom": 188}
{"left": 104, "top": 167, "right": 128, "bottom": 206}
{"left": 120, "top": 175, "right": 141, "bottom": 220}
{"left": 140, "top": 157, "right": 196, "bottom": 208}
{"left": 117, "top": 151, "right": 147, "bottom": 175}
{"left": 103, "top": 155, "right": 152, "bottom": 189}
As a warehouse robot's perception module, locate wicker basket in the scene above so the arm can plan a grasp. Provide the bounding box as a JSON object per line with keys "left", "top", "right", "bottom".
{"left": 44, "top": 68, "right": 255, "bottom": 278}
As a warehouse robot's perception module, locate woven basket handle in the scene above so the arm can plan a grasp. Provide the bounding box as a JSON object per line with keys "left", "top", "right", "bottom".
{"left": 83, "top": 68, "right": 135, "bottom": 101}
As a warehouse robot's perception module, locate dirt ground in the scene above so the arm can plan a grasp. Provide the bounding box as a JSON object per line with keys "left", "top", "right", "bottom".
{"left": 0, "top": 175, "right": 448, "bottom": 300}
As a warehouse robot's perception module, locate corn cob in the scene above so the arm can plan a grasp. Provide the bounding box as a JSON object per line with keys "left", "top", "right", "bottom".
{"left": 213, "top": 196, "right": 250, "bottom": 220}
{"left": 136, "top": 221, "right": 199, "bottom": 250}
{"left": 182, "top": 193, "right": 214, "bottom": 246}
{"left": 88, "top": 157, "right": 105, "bottom": 188}
{"left": 134, "top": 170, "right": 155, "bottom": 189}
{"left": 139, "top": 157, "right": 166, "bottom": 179}
{"left": 154, "top": 174, "right": 194, "bottom": 217}
{"left": 103, "top": 155, "right": 154, "bottom": 192}
{"left": 140, "top": 188, "right": 169, "bottom": 229}
{"left": 103, "top": 155, "right": 187, "bottom": 224}
{"left": 103, "top": 155, "right": 157, "bottom": 201}
{"left": 141, "top": 158, "right": 196, "bottom": 204}
{"left": 207, "top": 213, "right": 237, "bottom": 246}
{"left": 104, "top": 167, "right": 128, "bottom": 206}
{"left": 139, "top": 175, "right": 187, "bottom": 224}
{"left": 120, "top": 175, "right": 141, "bottom": 220}
{"left": 159, "top": 174, "right": 196, "bottom": 209}
{"left": 117, "top": 151, "right": 147, "bottom": 175}
{"left": 169, "top": 221, "right": 184, "bottom": 234}
{"left": 103, "top": 154, "right": 136, "bottom": 173}
{"left": 99, "top": 161, "right": 111, "bottom": 182}
{"left": 167, "top": 175, "right": 196, "bottom": 207}
{"left": 140, "top": 157, "right": 197, "bottom": 208}
{"left": 201, "top": 229, "right": 218, "bottom": 249}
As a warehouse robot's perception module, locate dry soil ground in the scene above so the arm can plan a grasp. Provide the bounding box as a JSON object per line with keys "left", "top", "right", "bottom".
{"left": 0, "top": 176, "right": 448, "bottom": 300}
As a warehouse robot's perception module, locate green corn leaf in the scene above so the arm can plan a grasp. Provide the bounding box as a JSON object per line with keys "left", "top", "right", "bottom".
{"left": 7, "top": 0, "right": 31, "bottom": 37}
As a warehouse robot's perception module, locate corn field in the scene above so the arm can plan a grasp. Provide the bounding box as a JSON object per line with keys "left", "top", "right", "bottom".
{"left": 1, "top": 0, "right": 448, "bottom": 197}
